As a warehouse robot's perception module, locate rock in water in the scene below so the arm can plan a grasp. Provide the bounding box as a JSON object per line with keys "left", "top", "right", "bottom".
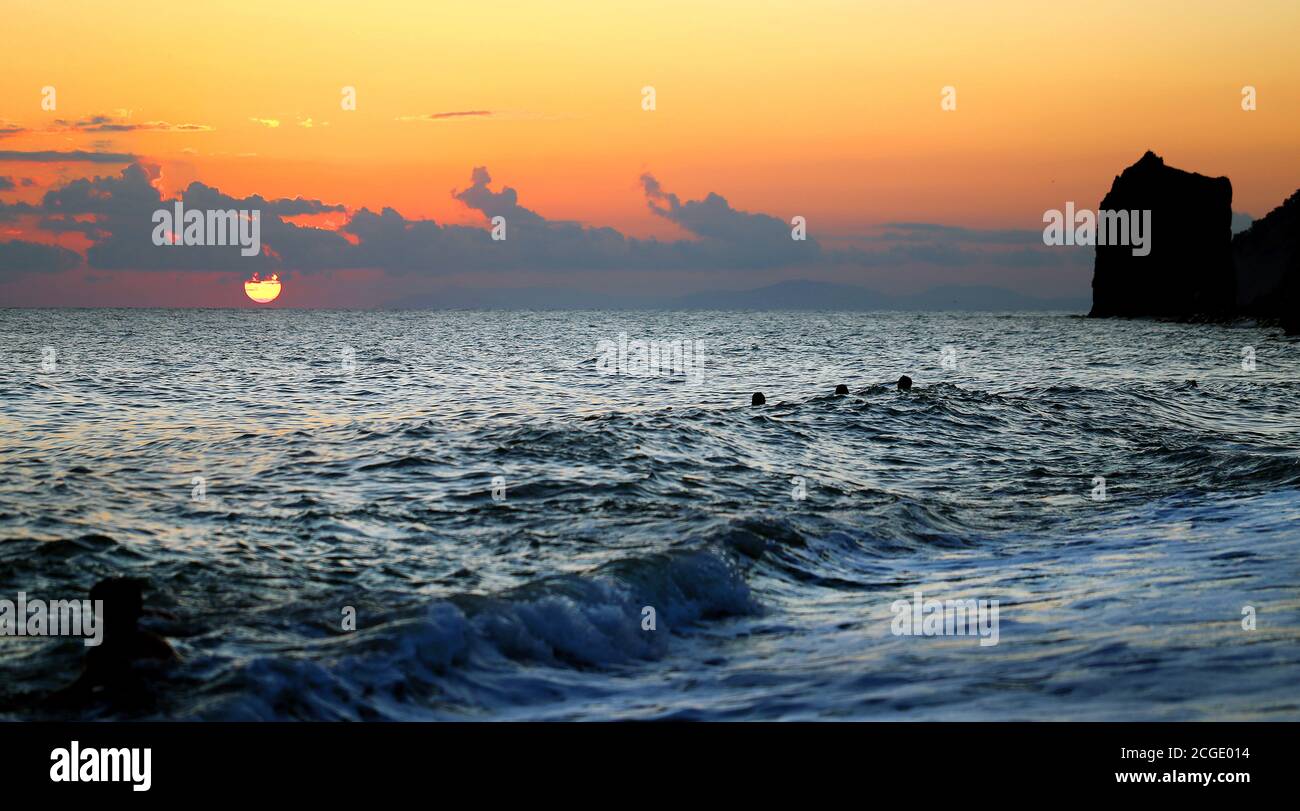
{"left": 1089, "top": 151, "right": 1235, "bottom": 319}
{"left": 1234, "top": 189, "right": 1300, "bottom": 333}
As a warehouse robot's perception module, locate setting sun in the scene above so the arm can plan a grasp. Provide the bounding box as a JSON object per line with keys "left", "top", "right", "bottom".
{"left": 243, "top": 273, "right": 282, "bottom": 303}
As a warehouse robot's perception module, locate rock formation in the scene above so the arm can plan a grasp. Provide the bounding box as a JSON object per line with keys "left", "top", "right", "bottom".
{"left": 1234, "top": 189, "right": 1300, "bottom": 333}
{"left": 1088, "top": 151, "right": 1235, "bottom": 319}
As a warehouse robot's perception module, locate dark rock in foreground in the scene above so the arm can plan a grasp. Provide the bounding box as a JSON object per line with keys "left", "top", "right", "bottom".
{"left": 1234, "top": 189, "right": 1300, "bottom": 333}
{"left": 1089, "top": 151, "right": 1235, "bottom": 319}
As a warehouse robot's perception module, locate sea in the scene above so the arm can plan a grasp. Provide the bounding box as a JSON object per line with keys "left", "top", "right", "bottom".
{"left": 1, "top": 308, "right": 1298, "bottom": 720}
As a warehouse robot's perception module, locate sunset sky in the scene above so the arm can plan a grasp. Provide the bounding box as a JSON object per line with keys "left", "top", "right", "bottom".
{"left": 1, "top": 0, "right": 1298, "bottom": 307}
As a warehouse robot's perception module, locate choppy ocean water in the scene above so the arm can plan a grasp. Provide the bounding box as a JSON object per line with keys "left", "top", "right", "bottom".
{"left": 1, "top": 308, "right": 1298, "bottom": 720}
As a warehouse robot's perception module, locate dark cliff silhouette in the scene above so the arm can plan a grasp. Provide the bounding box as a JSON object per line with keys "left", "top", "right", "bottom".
{"left": 1089, "top": 151, "right": 1235, "bottom": 318}
{"left": 1234, "top": 189, "right": 1300, "bottom": 333}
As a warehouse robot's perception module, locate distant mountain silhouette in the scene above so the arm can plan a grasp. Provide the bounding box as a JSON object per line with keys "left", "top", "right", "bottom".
{"left": 672, "top": 280, "right": 1087, "bottom": 310}
{"left": 1089, "top": 151, "right": 1235, "bottom": 318}
{"left": 670, "top": 280, "right": 887, "bottom": 309}
{"left": 397, "top": 285, "right": 647, "bottom": 309}
{"left": 388, "top": 279, "right": 1087, "bottom": 311}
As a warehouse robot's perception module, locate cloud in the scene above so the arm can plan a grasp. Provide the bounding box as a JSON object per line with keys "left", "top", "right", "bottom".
{"left": 0, "top": 240, "right": 82, "bottom": 275}
{"left": 0, "top": 200, "right": 36, "bottom": 222}
{"left": 249, "top": 118, "right": 281, "bottom": 128}
{"left": 4, "top": 162, "right": 821, "bottom": 275}
{"left": 0, "top": 177, "right": 14, "bottom": 191}
{"left": 452, "top": 166, "right": 548, "bottom": 227}
{"left": 396, "top": 111, "right": 494, "bottom": 122}
{"left": 23, "top": 163, "right": 351, "bottom": 271}
{"left": 640, "top": 173, "right": 818, "bottom": 268}
{"left": 0, "top": 163, "right": 1086, "bottom": 288}
{"left": 337, "top": 168, "right": 831, "bottom": 274}
{"left": 51, "top": 114, "right": 213, "bottom": 133}
{"left": 0, "top": 150, "right": 136, "bottom": 163}
{"left": 0, "top": 122, "right": 30, "bottom": 138}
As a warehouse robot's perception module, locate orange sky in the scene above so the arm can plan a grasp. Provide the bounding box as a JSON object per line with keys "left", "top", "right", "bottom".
{"left": 4, "top": 1, "right": 1298, "bottom": 224}
{"left": 1, "top": 0, "right": 1298, "bottom": 306}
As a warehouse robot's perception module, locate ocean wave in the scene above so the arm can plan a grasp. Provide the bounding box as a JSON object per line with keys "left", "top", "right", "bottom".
{"left": 207, "top": 545, "right": 757, "bottom": 720}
